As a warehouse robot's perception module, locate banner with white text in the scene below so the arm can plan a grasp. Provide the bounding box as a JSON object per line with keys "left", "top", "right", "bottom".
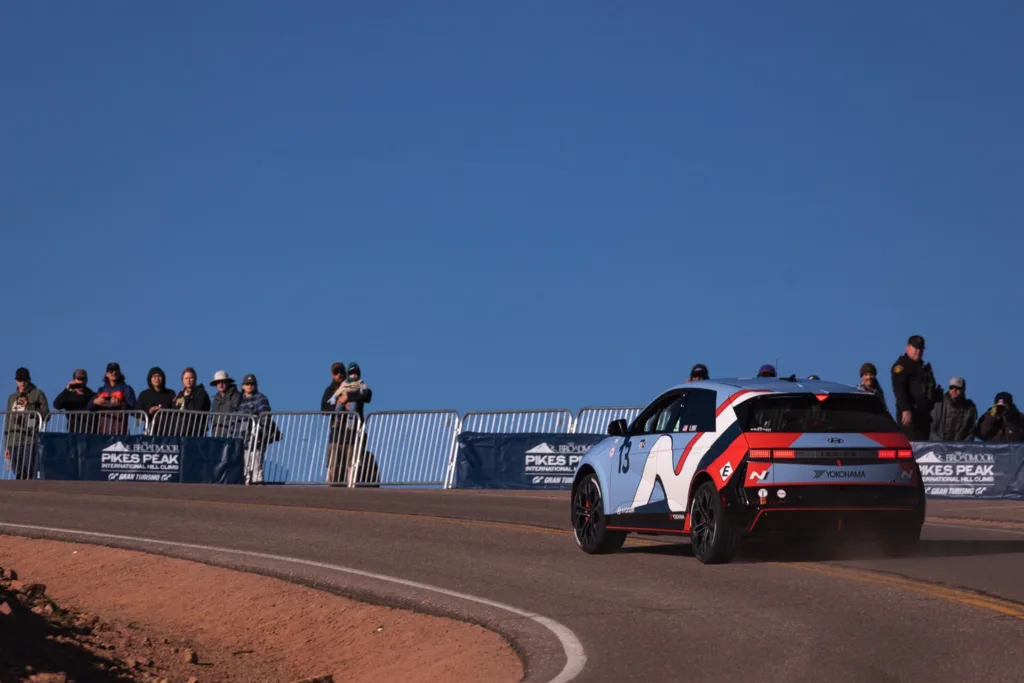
{"left": 454, "top": 432, "right": 606, "bottom": 489}
{"left": 912, "top": 441, "right": 1024, "bottom": 500}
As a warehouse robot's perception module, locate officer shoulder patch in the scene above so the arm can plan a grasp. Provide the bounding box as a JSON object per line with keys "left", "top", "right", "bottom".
{"left": 893, "top": 364, "right": 904, "bottom": 374}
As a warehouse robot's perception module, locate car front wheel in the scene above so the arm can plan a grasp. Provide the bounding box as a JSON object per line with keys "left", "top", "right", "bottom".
{"left": 572, "top": 473, "right": 626, "bottom": 554}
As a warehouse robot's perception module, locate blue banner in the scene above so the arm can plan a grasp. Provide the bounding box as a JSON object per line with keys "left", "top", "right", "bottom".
{"left": 36, "top": 433, "right": 245, "bottom": 485}
{"left": 454, "top": 432, "right": 607, "bottom": 489}
{"left": 912, "top": 441, "right": 1024, "bottom": 500}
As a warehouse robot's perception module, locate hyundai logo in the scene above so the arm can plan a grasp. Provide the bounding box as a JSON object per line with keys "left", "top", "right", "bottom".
{"left": 827, "top": 437, "right": 844, "bottom": 444}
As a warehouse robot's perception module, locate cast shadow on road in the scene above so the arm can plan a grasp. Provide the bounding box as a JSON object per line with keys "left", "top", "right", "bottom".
{"left": 620, "top": 538, "right": 1024, "bottom": 563}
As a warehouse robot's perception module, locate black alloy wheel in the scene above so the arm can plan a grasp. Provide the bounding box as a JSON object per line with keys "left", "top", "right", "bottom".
{"left": 572, "top": 473, "right": 626, "bottom": 554}
{"left": 689, "top": 481, "right": 739, "bottom": 564}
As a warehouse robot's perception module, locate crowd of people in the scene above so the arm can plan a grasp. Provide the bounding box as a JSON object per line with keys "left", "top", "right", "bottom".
{"left": 4, "top": 361, "right": 373, "bottom": 483}
{"left": 685, "top": 334, "right": 1022, "bottom": 443}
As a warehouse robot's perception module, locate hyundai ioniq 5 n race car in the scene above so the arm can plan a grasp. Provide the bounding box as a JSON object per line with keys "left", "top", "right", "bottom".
{"left": 570, "top": 377, "right": 925, "bottom": 564}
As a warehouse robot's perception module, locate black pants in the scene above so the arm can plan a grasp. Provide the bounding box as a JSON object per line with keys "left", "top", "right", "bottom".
{"left": 901, "top": 419, "right": 931, "bottom": 442}
{"left": 7, "top": 443, "right": 36, "bottom": 480}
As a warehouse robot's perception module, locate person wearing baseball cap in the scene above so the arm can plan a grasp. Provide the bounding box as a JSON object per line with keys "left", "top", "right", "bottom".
{"left": 688, "top": 363, "right": 709, "bottom": 381}
{"left": 928, "top": 376, "right": 978, "bottom": 441}
{"left": 54, "top": 369, "right": 97, "bottom": 433}
{"left": 5, "top": 367, "right": 50, "bottom": 479}
{"left": 890, "top": 335, "right": 941, "bottom": 440}
{"left": 88, "top": 362, "right": 137, "bottom": 435}
{"left": 238, "top": 373, "right": 273, "bottom": 484}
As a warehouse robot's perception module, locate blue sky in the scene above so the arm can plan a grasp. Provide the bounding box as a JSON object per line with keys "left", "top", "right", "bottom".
{"left": 2, "top": 1, "right": 1021, "bottom": 417}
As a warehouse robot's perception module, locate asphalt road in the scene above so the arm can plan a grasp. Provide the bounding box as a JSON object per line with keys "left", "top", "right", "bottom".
{"left": 0, "top": 482, "right": 1022, "bottom": 683}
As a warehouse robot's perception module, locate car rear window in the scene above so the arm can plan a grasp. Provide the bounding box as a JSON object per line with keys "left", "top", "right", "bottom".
{"left": 734, "top": 393, "right": 899, "bottom": 433}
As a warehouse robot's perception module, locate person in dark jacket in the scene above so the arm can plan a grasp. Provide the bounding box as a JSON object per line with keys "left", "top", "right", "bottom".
{"left": 137, "top": 367, "right": 177, "bottom": 435}
{"left": 88, "top": 362, "right": 137, "bottom": 434}
{"left": 929, "top": 376, "right": 978, "bottom": 442}
{"left": 322, "top": 361, "right": 348, "bottom": 483}
{"left": 237, "top": 373, "right": 273, "bottom": 484}
{"left": 209, "top": 370, "right": 243, "bottom": 439}
{"left": 166, "top": 367, "right": 212, "bottom": 437}
{"left": 4, "top": 367, "right": 49, "bottom": 479}
{"left": 688, "top": 363, "right": 709, "bottom": 381}
{"left": 977, "top": 392, "right": 1024, "bottom": 443}
{"left": 855, "top": 363, "right": 887, "bottom": 407}
{"left": 326, "top": 362, "right": 373, "bottom": 484}
{"left": 53, "top": 368, "right": 96, "bottom": 433}
{"left": 890, "top": 335, "right": 941, "bottom": 440}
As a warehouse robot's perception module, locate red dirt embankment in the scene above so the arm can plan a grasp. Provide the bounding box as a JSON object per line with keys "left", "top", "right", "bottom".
{"left": 0, "top": 535, "right": 522, "bottom": 683}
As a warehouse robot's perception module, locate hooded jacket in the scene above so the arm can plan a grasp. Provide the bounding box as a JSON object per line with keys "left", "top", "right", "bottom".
{"left": 929, "top": 391, "right": 978, "bottom": 442}
{"left": 5, "top": 383, "right": 50, "bottom": 448}
{"left": 211, "top": 381, "right": 244, "bottom": 438}
{"left": 137, "top": 367, "right": 177, "bottom": 417}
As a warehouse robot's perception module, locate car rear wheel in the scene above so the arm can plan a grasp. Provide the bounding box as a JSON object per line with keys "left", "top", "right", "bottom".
{"left": 572, "top": 473, "right": 626, "bottom": 554}
{"left": 689, "top": 481, "right": 739, "bottom": 564}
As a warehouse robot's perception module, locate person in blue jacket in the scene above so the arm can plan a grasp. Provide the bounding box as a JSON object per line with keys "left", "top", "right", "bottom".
{"left": 238, "top": 373, "right": 273, "bottom": 484}
{"left": 88, "top": 362, "right": 137, "bottom": 434}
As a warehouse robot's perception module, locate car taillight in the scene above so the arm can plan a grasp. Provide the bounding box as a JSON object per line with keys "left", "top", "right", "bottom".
{"left": 878, "top": 449, "right": 913, "bottom": 459}
{"left": 748, "top": 449, "right": 794, "bottom": 459}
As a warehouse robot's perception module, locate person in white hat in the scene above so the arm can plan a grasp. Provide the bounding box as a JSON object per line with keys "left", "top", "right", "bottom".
{"left": 210, "top": 370, "right": 242, "bottom": 439}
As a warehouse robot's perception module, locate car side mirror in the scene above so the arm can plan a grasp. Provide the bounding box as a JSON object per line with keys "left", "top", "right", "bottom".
{"left": 607, "top": 419, "right": 627, "bottom": 436}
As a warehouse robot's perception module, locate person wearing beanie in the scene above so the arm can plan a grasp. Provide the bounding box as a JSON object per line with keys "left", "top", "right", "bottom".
{"left": 137, "top": 367, "right": 178, "bottom": 436}
{"left": 856, "top": 363, "right": 886, "bottom": 406}
{"left": 890, "top": 335, "right": 941, "bottom": 440}
{"left": 757, "top": 364, "right": 776, "bottom": 378}
{"left": 4, "top": 367, "right": 49, "bottom": 479}
{"left": 977, "top": 392, "right": 1024, "bottom": 443}
{"left": 688, "top": 363, "right": 709, "bottom": 381}
{"left": 929, "top": 376, "right": 978, "bottom": 441}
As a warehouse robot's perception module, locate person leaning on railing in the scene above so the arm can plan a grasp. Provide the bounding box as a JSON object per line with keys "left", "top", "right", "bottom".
{"left": 52, "top": 369, "right": 96, "bottom": 434}
{"left": 137, "top": 367, "right": 177, "bottom": 436}
{"left": 4, "top": 368, "right": 49, "bottom": 479}
{"left": 325, "top": 362, "right": 372, "bottom": 484}
{"left": 237, "top": 374, "right": 274, "bottom": 485}
{"left": 88, "top": 362, "right": 137, "bottom": 435}
{"left": 166, "top": 367, "right": 211, "bottom": 437}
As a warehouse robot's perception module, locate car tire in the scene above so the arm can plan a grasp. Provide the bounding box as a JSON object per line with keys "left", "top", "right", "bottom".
{"left": 572, "top": 473, "right": 626, "bottom": 554}
{"left": 689, "top": 481, "right": 739, "bottom": 564}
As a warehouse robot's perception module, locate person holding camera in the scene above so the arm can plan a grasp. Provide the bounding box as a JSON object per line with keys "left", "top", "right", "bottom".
{"left": 977, "top": 392, "right": 1024, "bottom": 443}
{"left": 4, "top": 367, "right": 50, "bottom": 479}
{"left": 53, "top": 369, "right": 96, "bottom": 433}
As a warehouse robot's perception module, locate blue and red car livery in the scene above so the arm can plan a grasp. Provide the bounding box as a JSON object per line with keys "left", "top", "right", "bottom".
{"left": 570, "top": 377, "right": 925, "bottom": 563}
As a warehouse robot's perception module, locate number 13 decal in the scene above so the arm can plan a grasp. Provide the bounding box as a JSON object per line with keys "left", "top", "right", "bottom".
{"left": 618, "top": 440, "right": 632, "bottom": 473}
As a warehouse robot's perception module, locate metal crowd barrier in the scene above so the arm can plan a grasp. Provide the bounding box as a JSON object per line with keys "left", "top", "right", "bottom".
{"left": 572, "top": 406, "right": 643, "bottom": 434}
{"left": 146, "top": 409, "right": 213, "bottom": 437}
{"left": 461, "top": 409, "right": 574, "bottom": 434}
{"left": 256, "top": 411, "right": 362, "bottom": 485}
{"left": 360, "top": 410, "right": 461, "bottom": 487}
{"left": 45, "top": 410, "right": 150, "bottom": 436}
{"left": 1, "top": 411, "right": 45, "bottom": 480}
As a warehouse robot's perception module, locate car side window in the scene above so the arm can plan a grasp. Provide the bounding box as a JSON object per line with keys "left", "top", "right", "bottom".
{"left": 673, "top": 389, "right": 717, "bottom": 432}
{"left": 629, "top": 391, "right": 681, "bottom": 435}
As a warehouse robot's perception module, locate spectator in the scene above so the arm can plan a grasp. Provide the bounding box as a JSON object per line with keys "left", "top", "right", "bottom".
{"left": 890, "top": 335, "right": 941, "bottom": 440}
{"left": 322, "top": 361, "right": 349, "bottom": 484}
{"left": 929, "top": 377, "right": 978, "bottom": 442}
{"left": 209, "top": 370, "right": 242, "bottom": 439}
{"left": 757, "top": 364, "right": 776, "bottom": 378}
{"left": 329, "top": 362, "right": 372, "bottom": 418}
{"left": 4, "top": 368, "right": 49, "bottom": 479}
{"left": 688, "top": 363, "right": 709, "bottom": 381}
{"left": 53, "top": 369, "right": 96, "bottom": 433}
{"left": 977, "top": 392, "right": 1024, "bottom": 443}
{"left": 807, "top": 375, "right": 821, "bottom": 380}
{"left": 88, "top": 362, "right": 137, "bottom": 434}
{"left": 856, "top": 363, "right": 886, "bottom": 405}
{"left": 237, "top": 373, "right": 273, "bottom": 484}
{"left": 327, "top": 363, "right": 373, "bottom": 484}
{"left": 137, "top": 367, "right": 176, "bottom": 435}
{"left": 167, "top": 367, "right": 212, "bottom": 437}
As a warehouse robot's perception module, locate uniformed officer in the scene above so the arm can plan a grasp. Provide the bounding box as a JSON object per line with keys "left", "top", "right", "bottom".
{"left": 891, "top": 335, "right": 941, "bottom": 440}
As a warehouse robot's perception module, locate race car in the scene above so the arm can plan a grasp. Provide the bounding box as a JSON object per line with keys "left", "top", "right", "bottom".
{"left": 570, "top": 376, "right": 925, "bottom": 564}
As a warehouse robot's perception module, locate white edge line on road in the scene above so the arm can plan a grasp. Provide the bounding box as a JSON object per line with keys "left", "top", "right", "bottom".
{"left": 925, "top": 520, "right": 1024, "bottom": 536}
{"left": 0, "top": 522, "right": 586, "bottom": 683}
